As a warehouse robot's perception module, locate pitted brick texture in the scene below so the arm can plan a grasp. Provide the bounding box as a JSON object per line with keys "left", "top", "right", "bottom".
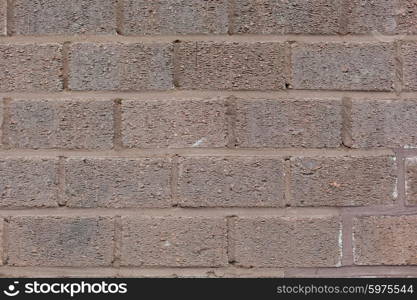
{"left": 0, "top": 0, "right": 5, "bottom": 35}
{"left": 406, "top": 158, "right": 417, "bottom": 205}
{"left": 402, "top": 42, "right": 417, "bottom": 91}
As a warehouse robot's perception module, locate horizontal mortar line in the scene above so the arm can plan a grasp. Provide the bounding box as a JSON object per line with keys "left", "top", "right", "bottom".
{"left": 342, "top": 205, "right": 417, "bottom": 216}
{"left": 0, "top": 207, "right": 340, "bottom": 217}
{"left": 0, "top": 33, "right": 416, "bottom": 43}
{"left": 286, "top": 266, "right": 417, "bottom": 277}
{"left": 0, "top": 148, "right": 395, "bottom": 158}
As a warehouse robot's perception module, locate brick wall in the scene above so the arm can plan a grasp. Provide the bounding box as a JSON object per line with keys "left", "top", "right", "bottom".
{"left": 0, "top": 0, "right": 416, "bottom": 278}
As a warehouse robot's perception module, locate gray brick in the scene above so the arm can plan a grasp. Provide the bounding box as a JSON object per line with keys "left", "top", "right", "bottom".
{"left": 0, "top": 0, "right": 5, "bottom": 35}
{"left": 0, "top": 44, "right": 63, "bottom": 92}
{"left": 121, "top": 98, "right": 228, "bottom": 148}
{"left": 406, "top": 158, "right": 417, "bottom": 205}
{"left": 175, "top": 41, "right": 287, "bottom": 90}
{"left": 177, "top": 157, "right": 285, "bottom": 207}
{"left": 65, "top": 158, "right": 171, "bottom": 208}
{"left": 122, "top": 0, "right": 228, "bottom": 35}
{"left": 0, "top": 158, "right": 58, "bottom": 208}
{"left": 68, "top": 43, "right": 173, "bottom": 91}
{"left": 291, "top": 42, "right": 395, "bottom": 91}
{"left": 291, "top": 155, "right": 397, "bottom": 207}
{"left": 8, "top": 99, "right": 114, "bottom": 149}
{"left": 402, "top": 42, "right": 417, "bottom": 91}
{"left": 121, "top": 217, "right": 227, "bottom": 267}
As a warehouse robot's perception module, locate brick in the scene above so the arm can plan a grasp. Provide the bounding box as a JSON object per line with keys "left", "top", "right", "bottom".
{"left": 233, "top": 216, "right": 341, "bottom": 267}
{"left": 397, "top": 0, "right": 417, "bottom": 34}
{"left": 0, "top": 158, "right": 58, "bottom": 208}
{"left": 175, "top": 41, "right": 287, "bottom": 90}
{"left": 122, "top": 0, "right": 228, "bottom": 35}
{"left": 12, "top": 0, "right": 116, "bottom": 35}
{"left": 64, "top": 158, "right": 171, "bottom": 208}
{"left": 232, "top": 0, "right": 341, "bottom": 34}
{"left": 235, "top": 98, "right": 342, "bottom": 148}
{"left": 8, "top": 99, "right": 113, "bottom": 149}
{"left": 290, "top": 155, "right": 397, "bottom": 207}
{"left": 177, "top": 157, "right": 285, "bottom": 207}
{"left": 406, "top": 158, "right": 417, "bottom": 205}
{"left": 8, "top": 216, "right": 114, "bottom": 267}
{"left": 68, "top": 43, "right": 173, "bottom": 91}
{"left": 0, "top": 0, "right": 5, "bottom": 35}
{"left": 354, "top": 216, "right": 417, "bottom": 265}
{"left": 345, "top": 99, "right": 417, "bottom": 148}
{"left": 121, "top": 217, "right": 227, "bottom": 267}
{"left": 402, "top": 42, "right": 417, "bottom": 91}
{"left": 121, "top": 98, "right": 228, "bottom": 148}
{"left": 0, "top": 44, "right": 62, "bottom": 92}
{"left": 291, "top": 43, "right": 395, "bottom": 91}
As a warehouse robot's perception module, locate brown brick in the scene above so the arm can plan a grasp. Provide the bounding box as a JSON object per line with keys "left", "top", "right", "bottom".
{"left": 177, "top": 157, "right": 285, "bottom": 207}
{"left": 121, "top": 98, "right": 228, "bottom": 148}
{"left": 402, "top": 42, "right": 417, "bottom": 91}
{"left": 291, "top": 42, "right": 395, "bottom": 91}
{"left": 64, "top": 158, "right": 171, "bottom": 208}
{"left": 233, "top": 216, "right": 341, "bottom": 267}
{"left": 68, "top": 43, "right": 173, "bottom": 91}
{"left": 122, "top": 0, "right": 228, "bottom": 35}
{"left": 345, "top": 99, "right": 417, "bottom": 148}
{"left": 8, "top": 216, "right": 114, "bottom": 266}
{"left": 397, "top": 0, "right": 417, "bottom": 34}
{"left": 291, "top": 155, "right": 397, "bottom": 207}
{"left": 121, "top": 217, "right": 227, "bottom": 267}
{"left": 406, "top": 158, "right": 417, "bottom": 205}
{"left": 0, "top": 0, "right": 5, "bottom": 35}
{"left": 235, "top": 98, "right": 342, "bottom": 148}
{"left": 0, "top": 44, "right": 63, "bottom": 92}
{"left": 232, "top": 0, "right": 341, "bottom": 34}
{"left": 354, "top": 216, "right": 417, "bottom": 265}
{"left": 8, "top": 99, "right": 114, "bottom": 149}
{"left": 0, "top": 158, "right": 58, "bottom": 208}
{"left": 12, "top": 0, "right": 116, "bottom": 35}
{"left": 175, "top": 41, "right": 287, "bottom": 90}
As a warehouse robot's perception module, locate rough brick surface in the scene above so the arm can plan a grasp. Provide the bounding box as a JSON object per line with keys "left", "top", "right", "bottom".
{"left": 345, "top": 99, "right": 417, "bottom": 148}
{"left": 122, "top": 0, "right": 228, "bottom": 35}
{"left": 13, "top": 0, "right": 116, "bottom": 35}
{"left": 290, "top": 156, "right": 397, "bottom": 207}
{"left": 0, "top": 44, "right": 62, "bottom": 92}
{"left": 68, "top": 43, "right": 173, "bottom": 91}
{"left": 121, "top": 217, "right": 227, "bottom": 267}
{"left": 0, "top": 158, "right": 58, "bottom": 208}
{"left": 402, "top": 42, "right": 417, "bottom": 91}
{"left": 64, "top": 158, "right": 171, "bottom": 208}
{"left": 291, "top": 43, "right": 395, "bottom": 91}
{"left": 406, "top": 158, "right": 417, "bottom": 205}
{"left": 175, "top": 41, "right": 287, "bottom": 90}
{"left": 121, "top": 98, "right": 228, "bottom": 148}
{"left": 232, "top": 216, "right": 341, "bottom": 267}
{"left": 8, "top": 216, "right": 114, "bottom": 266}
{"left": 232, "top": 0, "right": 341, "bottom": 34}
{"left": 354, "top": 216, "right": 417, "bottom": 265}
{"left": 234, "top": 98, "right": 342, "bottom": 148}
{"left": 397, "top": 0, "right": 417, "bottom": 34}
{"left": 177, "top": 157, "right": 285, "bottom": 207}
{"left": 8, "top": 99, "right": 114, "bottom": 149}
{"left": 0, "top": 0, "right": 5, "bottom": 35}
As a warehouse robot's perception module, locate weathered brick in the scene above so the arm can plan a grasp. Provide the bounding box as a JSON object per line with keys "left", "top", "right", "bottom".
{"left": 122, "top": 0, "right": 228, "bottom": 35}
{"left": 8, "top": 216, "right": 114, "bottom": 267}
{"left": 175, "top": 41, "right": 287, "bottom": 90}
{"left": 345, "top": 99, "right": 417, "bottom": 148}
{"left": 122, "top": 98, "right": 228, "bottom": 148}
{"left": 12, "top": 0, "right": 116, "bottom": 35}
{"left": 0, "top": 44, "right": 62, "bottom": 92}
{"left": 177, "top": 157, "right": 285, "bottom": 207}
{"left": 0, "top": 158, "right": 58, "bottom": 208}
{"left": 291, "top": 43, "right": 395, "bottom": 91}
{"left": 354, "top": 216, "right": 417, "bottom": 265}
{"left": 406, "top": 158, "right": 417, "bottom": 205}
{"left": 232, "top": 0, "right": 341, "bottom": 34}
{"left": 68, "top": 43, "right": 173, "bottom": 91}
{"left": 121, "top": 217, "right": 227, "bottom": 267}
{"left": 0, "top": 0, "right": 5, "bottom": 35}
{"left": 235, "top": 98, "right": 342, "bottom": 148}
{"left": 8, "top": 99, "right": 113, "bottom": 149}
{"left": 233, "top": 216, "right": 341, "bottom": 267}
{"left": 397, "top": 0, "right": 417, "bottom": 34}
{"left": 402, "top": 42, "right": 417, "bottom": 91}
{"left": 64, "top": 158, "right": 171, "bottom": 208}
{"left": 290, "top": 155, "right": 397, "bottom": 207}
